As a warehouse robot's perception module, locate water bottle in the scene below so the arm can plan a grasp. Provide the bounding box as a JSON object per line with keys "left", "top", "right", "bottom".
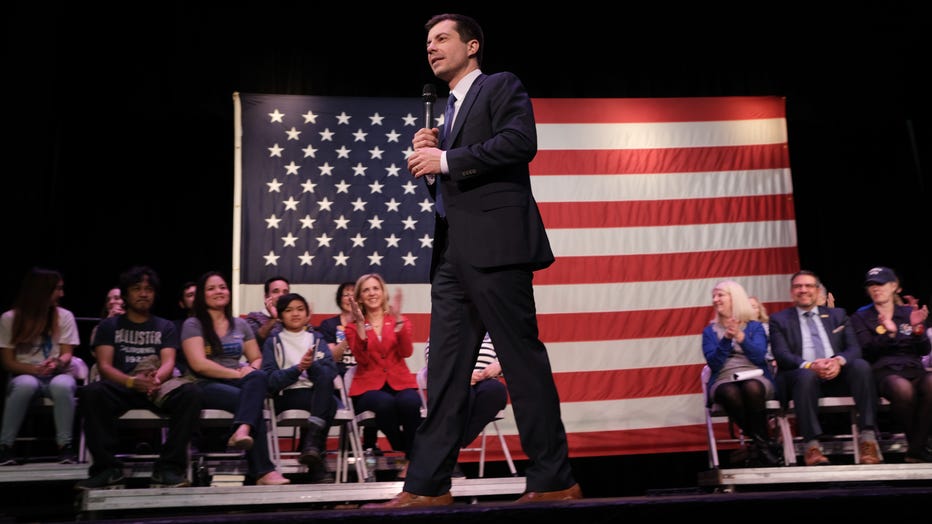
{"left": 364, "top": 448, "right": 377, "bottom": 482}
{"left": 194, "top": 455, "right": 211, "bottom": 487}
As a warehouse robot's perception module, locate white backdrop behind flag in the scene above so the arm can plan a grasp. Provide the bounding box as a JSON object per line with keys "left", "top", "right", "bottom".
{"left": 233, "top": 93, "right": 799, "bottom": 459}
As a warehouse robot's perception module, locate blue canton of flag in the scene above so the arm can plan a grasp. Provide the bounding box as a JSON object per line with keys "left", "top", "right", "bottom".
{"left": 239, "top": 93, "right": 434, "bottom": 285}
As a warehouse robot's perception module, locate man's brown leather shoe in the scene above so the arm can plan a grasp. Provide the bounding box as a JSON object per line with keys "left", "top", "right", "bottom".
{"left": 514, "top": 483, "right": 583, "bottom": 503}
{"left": 859, "top": 441, "right": 882, "bottom": 464}
{"left": 361, "top": 491, "right": 454, "bottom": 509}
{"left": 804, "top": 446, "right": 830, "bottom": 466}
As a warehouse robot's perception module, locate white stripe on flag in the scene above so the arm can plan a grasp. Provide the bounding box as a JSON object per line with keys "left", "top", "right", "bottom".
{"left": 546, "top": 221, "right": 798, "bottom": 257}
{"left": 537, "top": 119, "right": 789, "bottom": 150}
{"left": 531, "top": 169, "right": 793, "bottom": 202}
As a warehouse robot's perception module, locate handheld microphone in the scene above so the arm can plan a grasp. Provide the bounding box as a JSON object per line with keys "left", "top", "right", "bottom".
{"left": 422, "top": 83, "right": 436, "bottom": 129}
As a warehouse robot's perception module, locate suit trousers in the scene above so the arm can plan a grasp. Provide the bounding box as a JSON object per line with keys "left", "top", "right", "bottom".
{"left": 403, "top": 254, "right": 574, "bottom": 496}
{"left": 776, "top": 358, "right": 878, "bottom": 441}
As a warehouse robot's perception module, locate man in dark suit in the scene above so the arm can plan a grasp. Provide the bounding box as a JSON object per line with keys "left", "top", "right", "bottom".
{"left": 367, "top": 13, "right": 580, "bottom": 508}
{"left": 770, "top": 269, "right": 882, "bottom": 466}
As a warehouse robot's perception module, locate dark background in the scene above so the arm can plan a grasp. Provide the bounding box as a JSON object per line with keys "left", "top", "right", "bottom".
{"left": 0, "top": 1, "right": 928, "bottom": 502}
{"left": 3, "top": 2, "right": 929, "bottom": 323}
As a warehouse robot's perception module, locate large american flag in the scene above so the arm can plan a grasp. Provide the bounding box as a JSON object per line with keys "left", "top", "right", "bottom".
{"left": 233, "top": 93, "right": 799, "bottom": 459}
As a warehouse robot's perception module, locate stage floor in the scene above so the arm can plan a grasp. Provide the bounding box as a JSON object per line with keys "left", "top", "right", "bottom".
{"left": 7, "top": 453, "right": 932, "bottom": 522}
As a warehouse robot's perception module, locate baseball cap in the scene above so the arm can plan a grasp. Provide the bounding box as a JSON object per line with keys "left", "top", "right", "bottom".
{"left": 864, "top": 266, "right": 897, "bottom": 286}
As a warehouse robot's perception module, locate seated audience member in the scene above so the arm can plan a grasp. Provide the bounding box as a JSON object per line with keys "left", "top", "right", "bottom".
{"left": 89, "top": 286, "right": 125, "bottom": 344}
{"left": 318, "top": 281, "right": 381, "bottom": 452}
{"left": 423, "top": 332, "right": 508, "bottom": 476}
{"left": 703, "top": 280, "right": 780, "bottom": 466}
{"left": 0, "top": 267, "right": 80, "bottom": 466}
{"left": 850, "top": 266, "right": 932, "bottom": 463}
{"left": 172, "top": 281, "right": 197, "bottom": 375}
{"left": 76, "top": 266, "right": 203, "bottom": 489}
{"left": 317, "top": 282, "right": 357, "bottom": 376}
{"left": 245, "top": 276, "right": 291, "bottom": 348}
{"left": 173, "top": 281, "right": 196, "bottom": 334}
{"left": 817, "top": 284, "right": 836, "bottom": 309}
{"left": 87, "top": 285, "right": 126, "bottom": 383}
{"left": 770, "top": 270, "right": 882, "bottom": 466}
{"left": 344, "top": 273, "right": 421, "bottom": 477}
{"left": 182, "top": 271, "right": 289, "bottom": 485}
{"left": 856, "top": 276, "right": 910, "bottom": 313}
{"left": 263, "top": 292, "right": 338, "bottom": 483}
{"left": 749, "top": 295, "right": 775, "bottom": 371}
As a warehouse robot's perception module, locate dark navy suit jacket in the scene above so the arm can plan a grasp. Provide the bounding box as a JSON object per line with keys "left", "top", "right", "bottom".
{"left": 429, "top": 72, "right": 553, "bottom": 276}
{"left": 770, "top": 306, "right": 862, "bottom": 372}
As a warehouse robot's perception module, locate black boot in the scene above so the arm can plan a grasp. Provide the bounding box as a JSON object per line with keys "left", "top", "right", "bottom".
{"left": 300, "top": 422, "right": 333, "bottom": 483}
{"left": 752, "top": 435, "right": 782, "bottom": 467}
{"left": 299, "top": 423, "right": 324, "bottom": 470}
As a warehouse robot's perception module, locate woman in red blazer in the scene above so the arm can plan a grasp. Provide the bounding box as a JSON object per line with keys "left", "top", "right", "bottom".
{"left": 344, "top": 273, "right": 421, "bottom": 474}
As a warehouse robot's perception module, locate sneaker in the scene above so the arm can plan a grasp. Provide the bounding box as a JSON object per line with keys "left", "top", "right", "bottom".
{"left": 0, "top": 445, "right": 19, "bottom": 466}
{"left": 59, "top": 444, "right": 77, "bottom": 464}
{"left": 151, "top": 469, "right": 190, "bottom": 488}
{"left": 75, "top": 467, "right": 125, "bottom": 491}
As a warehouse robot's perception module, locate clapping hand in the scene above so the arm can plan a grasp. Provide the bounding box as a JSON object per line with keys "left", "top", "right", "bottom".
{"left": 389, "top": 288, "right": 403, "bottom": 319}
{"left": 911, "top": 305, "right": 929, "bottom": 327}
{"left": 350, "top": 298, "right": 365, "bottom": 324}
{"left": 877, "top": 311, "right": 898, "bottom": 334}
{"left": 264, "top": 295, "right": 279, "bottom": 319}
{"left": 298, "top": 347, "right": 314, "bottom": 371}
{"left": 723, "top": 317, "right": 744, "bottom": 343}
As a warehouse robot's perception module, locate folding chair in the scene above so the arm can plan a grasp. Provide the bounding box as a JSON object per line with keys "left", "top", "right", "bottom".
{"left": 700, "top": 365, "right": 794, "bottom": 468}
{"left": 337, "top": 366, "right": 377, "bottom": 482}
{"left": 416, "top": 366, "right": 517, "bottom": 477}
{"left": 268, "top": 374, "right": 368, "bottom": 483}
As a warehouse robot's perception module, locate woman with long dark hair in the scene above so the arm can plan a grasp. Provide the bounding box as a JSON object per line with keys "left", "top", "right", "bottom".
{"left": 0, "top": 267, "right": 80, "bottom": 465}
{"left": 181, "top": 271, "right": 289, "bottom": 485}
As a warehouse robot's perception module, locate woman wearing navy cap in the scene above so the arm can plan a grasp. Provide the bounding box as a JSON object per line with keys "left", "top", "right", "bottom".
{"left": 850, "top": 266, "right": 932, "bottom": 462}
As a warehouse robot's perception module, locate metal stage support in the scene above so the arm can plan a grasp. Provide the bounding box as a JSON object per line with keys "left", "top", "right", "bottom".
{"left": 698, "top": 463, "right": 932, "bottom": 492}
{"left": 76, "top": 477, "right": 526, "bottom": 520}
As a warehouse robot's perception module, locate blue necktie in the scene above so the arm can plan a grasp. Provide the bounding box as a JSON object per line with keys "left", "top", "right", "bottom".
{"left": 435, "top": 95, "right": 456, "bottom": 217}
{"left": 804, "top": 311, "right": 826, "bottom": 359}
{"left": 441, "top": 95, "right": 456, "bottom": 145}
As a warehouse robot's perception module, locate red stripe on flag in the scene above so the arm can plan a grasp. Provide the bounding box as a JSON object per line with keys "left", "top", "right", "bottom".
{"left": 452, "top": 426, "right": 727, "bottom": 461}
{"left": 565, "top": 425, "right": 715, "bottom": 457}
{"left": 532, "top": 96, "right": 786, "bottom": 123}
{"left": 539, "top": 195, "right": 795, "bottom": 229}
{"left": 536, "top": 306, "right": 793, "bottom": 343}
{"left": 535, "top": 247, "right": 801, "bottom": 285}
{"left": 531, "top": 144, "right": 789, "bottom": 175}
{"left": 551, "top": 365, "right": 705, "bottom": 402}
{"left": 395, "top": 425, "right": 722, "bottom": 462}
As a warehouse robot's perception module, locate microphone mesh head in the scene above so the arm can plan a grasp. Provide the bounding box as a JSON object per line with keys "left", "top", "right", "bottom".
{"left": 422, "top": 83, "right": 437, "bottom": 102}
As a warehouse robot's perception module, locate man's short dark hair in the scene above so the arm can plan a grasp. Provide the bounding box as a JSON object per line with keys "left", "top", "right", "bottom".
{"left": 263, "top": 275, "right": 290, "bottom": 295}
{"left": 119, "top": 266, "right": 160, "bottom": 296}
{"left": 426, "top": 13, "right": 484, "bottom": 66}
